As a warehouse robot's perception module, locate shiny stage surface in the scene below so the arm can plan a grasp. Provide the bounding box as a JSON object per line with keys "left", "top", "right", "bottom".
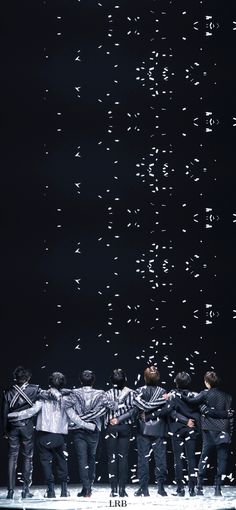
{"left": 0, "top": 486, "right": 235, "bottom": 510}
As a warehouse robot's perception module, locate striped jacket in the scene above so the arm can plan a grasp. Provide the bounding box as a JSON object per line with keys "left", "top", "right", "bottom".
{"left": 63, "top": 387, "right": 116, "bottom": 431}
{"left": 104, "top": 387, "right": 136, "bottom": 428}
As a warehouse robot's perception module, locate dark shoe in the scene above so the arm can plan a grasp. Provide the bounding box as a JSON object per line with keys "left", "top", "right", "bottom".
{"left": 110, "top": 488, "right": 118, "bottom": 497}
{"left": 6, "top": 490, "right": 14, "bottom": 500}
{"left": 214, "top": 485, "right": 222, "bottom": 497}
{"left": 196, "top": 476, "right": 204, "bottom": 496}
{"left": 157, "top": 483, "right": 167, "bottom": 496}
{"left": 77, "top": 489, "right": 91, "bottom": 498}
{"left": 45, "top": 483, "right": 56, "bottom": 499}
{"left": 173, "top": 487, "right": 185, "bottom": 496}
{"left": 22, "top": 487, "right": 34, "bottom": 498}
{"left": 196, "top": 487, "right": 204, "bottom": 496}
{"left": 60, "top": 482, "right": 70, "bottom": 497}
{"left": 119, "top": 488, "right": 128, "bottom": 497}
{"left": 84, "top": 490, "right": 92, "bottom": 498}
{"left": 45, "top": 490, "right": 56, "bottom": 498}
{"left": 77, "top": 489, "right": 86, "bottom": 497}
{"left": 134, "top": 487, "right": 150, "bottom": 497}
{"left": 188, "top": 479, "right": 196, "bottom": 496}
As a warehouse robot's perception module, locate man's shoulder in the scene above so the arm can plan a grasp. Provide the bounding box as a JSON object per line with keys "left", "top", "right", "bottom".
{"left": 27, "top": 384, "right": 39, "bottom": 390}
{"left": 91, "top": 388, "right": 105, "bottom": 396}
{"left": 71, "top": 388, "right": 82, "bottom": 395}
{"left": 3, "top": 384, "right": 39, "bottom": 394}
{"left": 212, "top": 388, "right": 232, "bottom": 399}
{"left": 137, "top": 385, "right": 164, "bottom": 395}
{"left": 25, "top": 384, "right": 39, "bottom": 395}
{"left": 72, "top": 387, "right": 104, "bottom": 395}
{"left": 157, "top": 386, "right": 167, "bottom": 394}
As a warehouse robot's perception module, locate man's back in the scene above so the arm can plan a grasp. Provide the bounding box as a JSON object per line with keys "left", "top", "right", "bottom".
{"left": 202, "top": 387, "right": 232, "bottom": 432}
{"left": 36, "top": 397, "right": 68, "bottom": 435}
{"left": 3, "top": 383, "right": 39, "bottom": 412}
{"left": 2, "top": 383, "right": 39, "bottom": 433}
{"left": 70, "top": 387, "right": 106, "bottom": 414}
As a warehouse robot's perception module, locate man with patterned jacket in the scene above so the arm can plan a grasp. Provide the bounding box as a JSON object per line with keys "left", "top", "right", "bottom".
{"left": 133, "top": 366, "right": 169, "bottom": 497}
{"left": 7, "top": 372, "right": 95, "bottom": 499}
{"left": 104, "top": 368, "right": 136, "bottom": 497}
{"left": 182, "top": 371, "right": 234, "bottom": 497}
{"left": 110, "top": 366, "right": 168, "bottom": 497}
{"left": 2, "top": 366, "right": 44, "bottom": 499}
{"left": 63, "top": 369, "right": 115, "bottom": 498}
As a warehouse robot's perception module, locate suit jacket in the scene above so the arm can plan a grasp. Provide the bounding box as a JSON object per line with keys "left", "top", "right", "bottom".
{"left": 63, "top": 386, "right": 114, "bottom": 431}
{"left": 182, "top": 388, "right": 233, "bottom": 435}
{"left": 2, "top": 383, "right": 39, "bottom": 434}
{"left": 117, "top": 385, "right": 168, "bottom": 437}
{"left": 7, "top": 389, "right": 95, "bottom": 435}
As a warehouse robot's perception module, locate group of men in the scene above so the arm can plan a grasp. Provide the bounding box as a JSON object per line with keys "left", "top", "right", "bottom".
{"left": 1, "top": 365, "right": 233, "bottom": 500}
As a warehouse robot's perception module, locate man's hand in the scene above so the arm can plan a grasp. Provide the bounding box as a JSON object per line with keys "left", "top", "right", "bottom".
{"left": 139, "top": 411, "right": 146, "bottom": 422}
{"left": 187, "top": 418, "right": 195, "bottom": 428}
{"left": 110, "top": 418, "right": 118, "bottom": 426}
{"left": 165, "top": 392, "right": 175, "bottom": 400}
{"left": 3, "top": 434, "right": 8, "bottom": 440}
{"left": 49, "top": 388, "right": 61, "bottom": 400}
{"left": 8, "top": 412, "right": 18, "bottom": 419}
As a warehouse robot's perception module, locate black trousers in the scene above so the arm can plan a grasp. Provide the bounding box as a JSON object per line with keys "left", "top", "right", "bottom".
{"left": 136, "top": 434, "right": 167, "bottom": 489}
{"left": 171, "top": 428, "right": 198, "bottom": 487}
{"left": 7, "top": 421, "right": 34, "bottom": 490}
{"left": 72, "top": 429, "right": 100, "bottom": 492}
{"left": 198, "top": 430, "right": 229, "bottom": 483}
{"left": 106, "top": 424, "right": 131, "bottom": 489}
{"left": 37, "top": 432, "right": 68, "bottom": 484}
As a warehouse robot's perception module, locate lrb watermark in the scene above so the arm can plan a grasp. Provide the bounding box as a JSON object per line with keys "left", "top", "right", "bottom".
{"left": 109, "top": 499, "right": 128, "bottom": 507}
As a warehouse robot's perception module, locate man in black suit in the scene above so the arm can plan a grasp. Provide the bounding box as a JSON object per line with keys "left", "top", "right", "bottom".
{"left": 168, "top": 372, "right": 201, "bottom": 497}
{"left": 182, "top": 371, "right": 233, "bottom": 497}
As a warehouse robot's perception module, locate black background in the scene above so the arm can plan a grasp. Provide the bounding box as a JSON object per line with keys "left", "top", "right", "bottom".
{"left": 1, "top": 0, "right": 236, "bottom": 486}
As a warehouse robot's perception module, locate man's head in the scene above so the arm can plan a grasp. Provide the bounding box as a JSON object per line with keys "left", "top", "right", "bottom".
{"left": 174, "top": 372, "right": 191, "bottom": 389}
{"left": 110, "top": 368, "right": 127, "bottom": 389}
{"left": 13, "top": 366, "right": 32, "bottom": 385}
{"left": 204, "top": 371, "right": 220, "bottom": 389}
{"left": 80, "top": 370, "right": 95, "bottom": 387}
{"left": 144, "top": 365, "right": 160, "bottom": 386}
{"left": 49, "top": 372, "right": 66, "bottom": 390}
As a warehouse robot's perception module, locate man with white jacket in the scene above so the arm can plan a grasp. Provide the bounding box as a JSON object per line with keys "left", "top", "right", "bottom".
{"left": 8, "top": 372, "right": 95, "bottom": 498}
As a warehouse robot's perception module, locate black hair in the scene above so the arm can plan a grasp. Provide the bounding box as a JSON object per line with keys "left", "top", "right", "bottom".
{"left": 174, "top": 372, "right": 191, "bottom": 389}
{"left": 13, "top": 366, "right": 32, "bottom": 385}
{"left": 80, "top": 370, "right": 95, "bottom": 386}
{"left": 49, "top": 372, "right": 66, "bottom": 390}
{"left": 110, "top": 368, "right": 127, "bottom": 389}
{"left": 204, "top": 371, "right": 220, "bottom": 388}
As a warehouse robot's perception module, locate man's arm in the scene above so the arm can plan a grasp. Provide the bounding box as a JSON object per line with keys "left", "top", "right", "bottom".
{"left": 7, "top": 401, "right": 42, "bottom": 421}
{"left": 81, "top": 406, "right": 107, "bottom": 421}
{"left": 65, "top": 408, "right": 95, "bottom": 431}
{"left": 144, "top": 401, "right": 175, "bottom": 420}
{"left": 72, "top": 392, "right": 117, "bottom": 422}
{"left": 2, "top": 392, "right": 9, "bottom": 437}
{"left": 134, "top": 394, "right": 167, "bottom": 411}
{"left": 181, "top": 390, "right": 206, "bottom": 405}
{"left": 62, "top": 391, "right": 110, "bottom": 422}
{"left": 112, "top": 407, "right": 139, "bottom": 425}
{"left": 200, "top": 404, "right": 230, "bottom": 418}
{"left": 38, "top": 388, "right": 62, "bottom": 400}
